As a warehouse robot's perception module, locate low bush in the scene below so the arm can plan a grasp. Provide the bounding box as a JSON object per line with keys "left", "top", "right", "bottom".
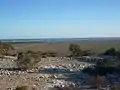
{"left": 15, "top": 86, "right": 28, "bottom": 90}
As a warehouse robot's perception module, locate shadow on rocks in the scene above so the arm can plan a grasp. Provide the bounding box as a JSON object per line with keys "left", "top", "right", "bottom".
{"left": 48, "top": 86, "right": 82, "bottom": 90}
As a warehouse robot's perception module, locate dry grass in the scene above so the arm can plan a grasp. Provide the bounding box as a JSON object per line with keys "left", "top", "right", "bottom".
{"left": 12, "top": 40, "right": 120, "bottom": 55}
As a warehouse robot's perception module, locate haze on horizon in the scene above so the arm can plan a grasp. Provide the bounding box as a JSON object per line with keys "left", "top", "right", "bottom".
{"left": 0, "top": 0, "right": 120, "bottom": 39}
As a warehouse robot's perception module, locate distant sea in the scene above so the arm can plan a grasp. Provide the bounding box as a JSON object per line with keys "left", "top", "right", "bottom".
{"left": 0, "top": 37, "right": 120, "bottom": 43}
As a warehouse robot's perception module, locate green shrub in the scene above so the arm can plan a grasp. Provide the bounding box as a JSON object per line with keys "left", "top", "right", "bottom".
{"left": 17, "top": 51, "right": 41, "bottom": 70}
{"left": 69, "top": 44, "right": 82, "bottom": 57}
{"left": 0, "top": 42, "right": 15, "bottom": 55}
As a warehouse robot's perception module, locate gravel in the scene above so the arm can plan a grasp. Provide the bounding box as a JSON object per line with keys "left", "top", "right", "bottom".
{"left": 0, "top": 56, "right": 94, "bottom": 90}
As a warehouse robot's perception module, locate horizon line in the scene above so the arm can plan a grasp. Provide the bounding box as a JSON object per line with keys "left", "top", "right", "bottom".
{"left": 1, "top": 37, "right": 120, "bottom": 40}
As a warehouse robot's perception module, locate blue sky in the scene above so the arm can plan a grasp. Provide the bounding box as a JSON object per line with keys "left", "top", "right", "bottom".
{"left": 0, "top": 0, "right": 120, "bottom": 39}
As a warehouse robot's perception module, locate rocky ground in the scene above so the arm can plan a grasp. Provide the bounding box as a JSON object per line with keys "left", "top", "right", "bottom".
{"left": 0, "top": 56, "right": 93, "bottom": 90}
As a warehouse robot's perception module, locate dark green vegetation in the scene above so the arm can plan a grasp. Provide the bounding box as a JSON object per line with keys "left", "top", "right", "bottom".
{"left": 17, "top": 50, "right": 58, "bottom": 69}
{"left": 69, "top": 44, "right": 82, "bottom": 56}
{"left": 82, "top": 47, "right": 120, "bottom": 76}
{"left": 41, "top": 51, "right": 57, "bottom": 57}
{"left": 69, "top": 43, "right": 120, "bottom": 57}
{"left": 0, "top": 42, "right": 16, "bottom": 56}
{"left": 17, "top": 51, "right": 41, "bottom": 70}
{"left": 69, "top": 44, "right": 95, "bottom": 56}
{"left": 15, "top": 86, "right": 28, "bottom": 90}
{"left": 103, "top": 48, "right": 116, "bottom": 55}
{"left": 82, "top": 60, "right": 119, "bottom": 76}
{"left": 102, "top": 48, "right": 120, "bottom": 60}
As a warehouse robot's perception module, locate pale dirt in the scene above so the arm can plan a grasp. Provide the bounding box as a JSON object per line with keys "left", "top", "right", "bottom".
{"left": 0, "top": 57, "right": 82, "bottom": 90}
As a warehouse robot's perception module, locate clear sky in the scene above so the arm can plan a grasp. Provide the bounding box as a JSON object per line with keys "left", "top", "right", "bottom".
{"left": 0, "top": 0, "right": 120, "bottom": 39}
